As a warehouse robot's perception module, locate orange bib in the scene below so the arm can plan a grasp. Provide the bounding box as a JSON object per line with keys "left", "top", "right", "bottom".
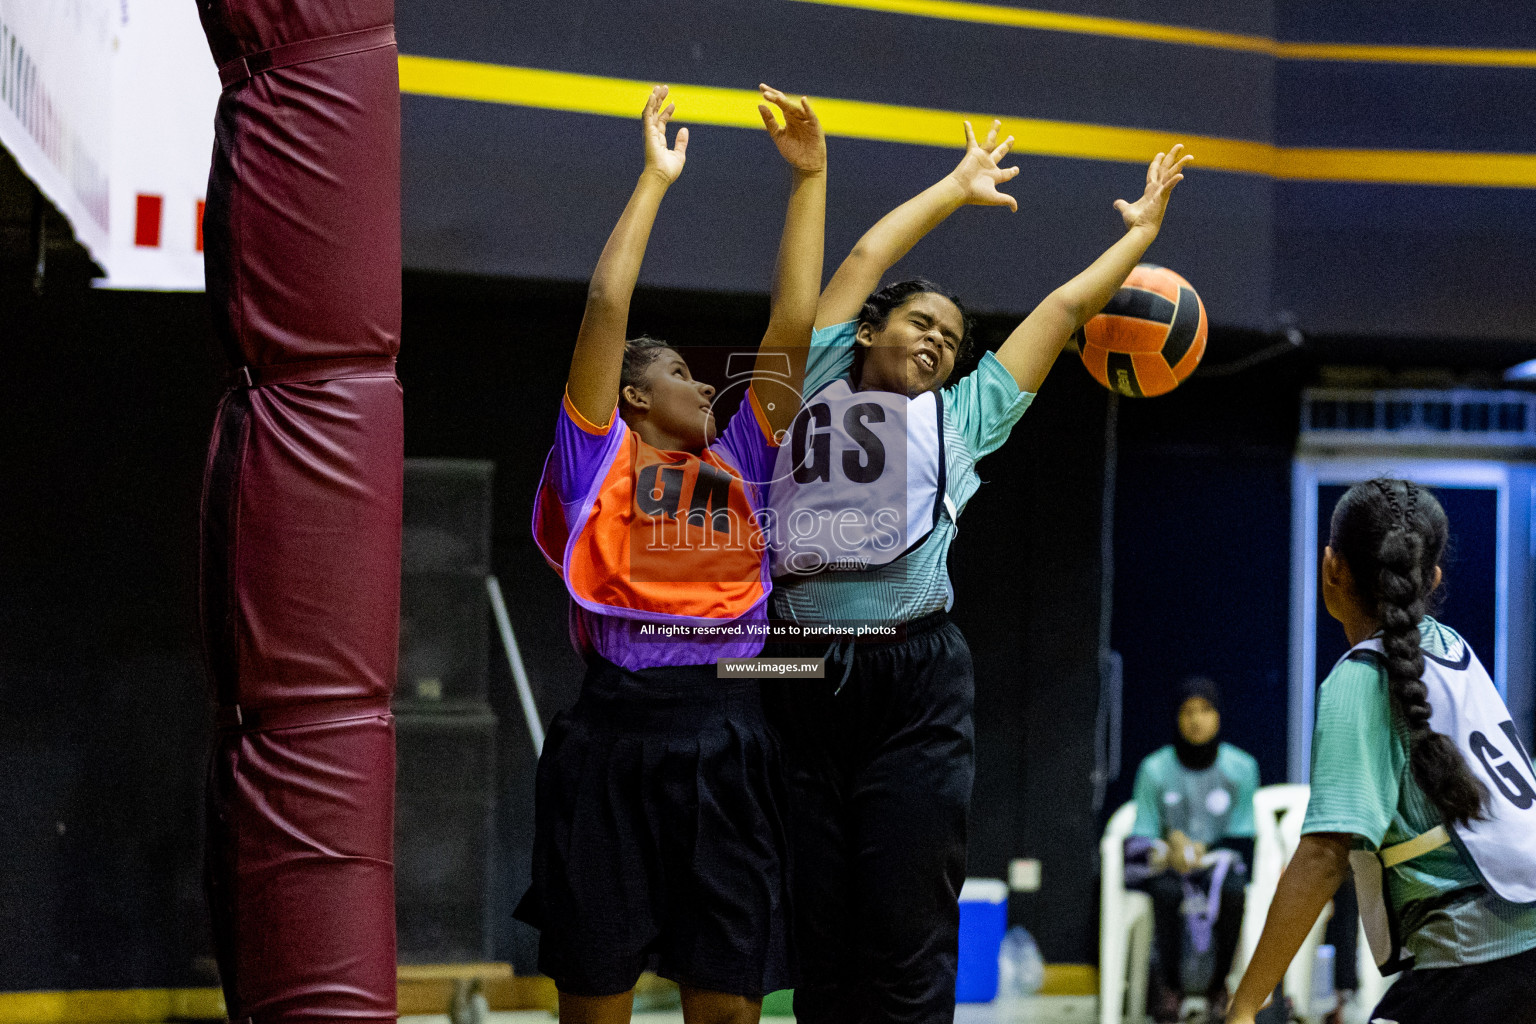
{"left": 536, "top": 432, "right": 769, "bottom": 623}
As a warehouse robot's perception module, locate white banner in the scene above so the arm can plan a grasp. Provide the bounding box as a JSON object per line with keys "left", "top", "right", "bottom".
{"left": 0, "top": 0, "right": 218, "bottom": 291}
{"left": 0, "top": 0, "right": 113, "bottom": 256}
{"left": 101, "top": 0, "right": 218, "bottom": 290}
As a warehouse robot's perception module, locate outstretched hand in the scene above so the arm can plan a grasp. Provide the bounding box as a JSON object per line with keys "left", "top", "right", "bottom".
{"left": 758, "top": 85, "right": 826, "bottom": 173}
{"left": 1114, "top": 144, "right": 1192, "bottom": 232}
{"left": 948, "top": 120, "right": 1019, "bottom": 212}
{"left": 642, "top": 84, "right": 688, "bottom": 184}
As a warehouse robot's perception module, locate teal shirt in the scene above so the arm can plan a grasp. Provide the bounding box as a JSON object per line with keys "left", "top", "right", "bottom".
{"left": 1303, "top": 616, "right": 1536, "bottom": 967}
{"left": 1131, "top": 743, "right": 1259, "bottom": 848}
{"left": 770, "top": 320, "right": 1034, "bottom": 625}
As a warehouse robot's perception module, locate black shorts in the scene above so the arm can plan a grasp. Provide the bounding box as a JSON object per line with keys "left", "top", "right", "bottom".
{"left": 513, "top": 657, "right": 795, "bottom": 998}
{"left": 1370, "top": 943, "right": 1536, "bottom": 1024}
{"left": 762, "top": 611, "right": 975, "bottom": 1024}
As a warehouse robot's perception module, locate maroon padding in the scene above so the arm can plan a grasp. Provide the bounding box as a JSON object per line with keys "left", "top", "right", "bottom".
{"left": 196, "top": 1, "right": 402, "bottom": 1021}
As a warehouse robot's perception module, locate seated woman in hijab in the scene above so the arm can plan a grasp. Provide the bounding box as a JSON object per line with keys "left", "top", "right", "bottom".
{"left": 1126, "top": 677, "right": 1260, "bottom": 1023}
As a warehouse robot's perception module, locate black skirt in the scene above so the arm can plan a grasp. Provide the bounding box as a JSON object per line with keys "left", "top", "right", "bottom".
{"left": 1370, "top": 943, "right": 1536, "bottom": 1024}
{"left": 514, "top": 656, "right": 796, "bottom": 998}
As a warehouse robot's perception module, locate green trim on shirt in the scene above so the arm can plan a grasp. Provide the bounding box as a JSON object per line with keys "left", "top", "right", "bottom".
{"left": 772, "top": 320, "right": 1033, "bottom": 625}
{"left": 1303, "top": 616, "right": 1536, "bottom": 966}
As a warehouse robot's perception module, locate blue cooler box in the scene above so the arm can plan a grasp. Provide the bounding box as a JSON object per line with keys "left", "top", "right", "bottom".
{"left": 956, "top": 877, "right": 1009, "bottom": 1002}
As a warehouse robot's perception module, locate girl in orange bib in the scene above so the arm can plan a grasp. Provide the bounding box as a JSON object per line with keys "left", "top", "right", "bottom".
{"left": 514, "top": 85, "right": 825, "bottom": 1024}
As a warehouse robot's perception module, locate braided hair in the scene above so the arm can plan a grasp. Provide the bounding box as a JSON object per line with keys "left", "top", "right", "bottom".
{"left": 856, "top": 278, "right": 976, "bottom": 384}
{"left": 1330, "top": 478, "right": 1487, "bottom": 826}
{"left": 618, "top": 336, "right": 675, "bottom": 408}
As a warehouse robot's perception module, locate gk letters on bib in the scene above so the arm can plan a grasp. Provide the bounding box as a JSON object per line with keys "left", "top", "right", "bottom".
{"left": 1343, "top": 636, "right": 1536, "bottom": 973}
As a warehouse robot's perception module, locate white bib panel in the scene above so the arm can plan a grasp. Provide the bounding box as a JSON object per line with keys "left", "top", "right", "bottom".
{"left": 767, "top": 381, "right": 945, "bottom": 577}
{"left": 1341, "top": 634, "right": 1536, "bottom": 971}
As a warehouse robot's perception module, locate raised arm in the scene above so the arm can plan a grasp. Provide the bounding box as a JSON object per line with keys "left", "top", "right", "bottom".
{"left": 816, "top": 120, "right": 1018, "bottom": 329}
{"left": 993, "top": 145, "right": 1192, "bottom": 394}
{"left": 754, "top": 85, "right": 828, "bottom": 435}
{"left": 565, "top": 85, "right": 688, "bottom": 426}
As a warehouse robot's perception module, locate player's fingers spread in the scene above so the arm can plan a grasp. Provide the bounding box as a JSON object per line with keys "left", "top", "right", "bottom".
{"left": 990, "top": 134, "right": 1014, "bottom": 162}
{"left": 984, "top": 119, "right": 1001, "bottom": 148}
{"left": 962, "top": 120, "right": 978, "bottom": 149}
{"left": 758, "top": 104, "right": 780, "bottom": 132}
{"left": 1158, "top": 157, "right": 1192, "bottom": 186}
{"left": 1002, "top": 165, "right": 1021, "bottom": 180}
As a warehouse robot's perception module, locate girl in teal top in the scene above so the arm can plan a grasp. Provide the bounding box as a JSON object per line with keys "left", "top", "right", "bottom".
{"left": 1228, "top": 480, "right": 1536, "bottom": 1024}
{"left": 764, "top": 124, "right": 1193, "bottom": 1024}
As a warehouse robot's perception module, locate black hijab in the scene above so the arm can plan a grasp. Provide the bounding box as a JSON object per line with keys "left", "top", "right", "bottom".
{"left": 1174, "top": 676, "right": 1221, "bottom": 771}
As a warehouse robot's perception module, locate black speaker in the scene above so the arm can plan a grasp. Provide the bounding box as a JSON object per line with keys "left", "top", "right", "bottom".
{"left": 395, "top": 459, "right": 499, "bottom": 963}
{"left": 395, "top": 709, "right": 497, "bottom": 963}
{"left": 398, "top": 459, "right": 495, "bottom": 708}
{"left": 399, "top": 572, "right": 491, "bottom": 707}
{"left": 402, "top": 459, "right": 494, "bottom": 576}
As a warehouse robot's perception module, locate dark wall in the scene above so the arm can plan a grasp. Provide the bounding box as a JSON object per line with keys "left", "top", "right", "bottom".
{"left": 1104, "top": 342, "right": 1306, "bottom": 818}
{"left": 0, "top": 260, "right": 222, "bottom": 989}
{"left": 1277, "top": 2, "right": 1536, "bottom": 46}
{"left": 398, "top": 0, "right": 1278, "bottom": 331}
{"left": 400, "top": 97, "right": 1275, "bottom": 333}
{"left": 397, "top": 0, "right": 1536, "bottom": 342}
{"left": 1272, "top": 1, "right": 1536, "bottom": 339}
{"left": 956, "top": 355, "right": 1113, "bottom": 965}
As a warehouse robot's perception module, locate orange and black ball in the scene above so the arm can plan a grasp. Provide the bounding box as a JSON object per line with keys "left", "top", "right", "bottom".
{"left": 1076, "top": 264, "right": 1207, "bottom": 397}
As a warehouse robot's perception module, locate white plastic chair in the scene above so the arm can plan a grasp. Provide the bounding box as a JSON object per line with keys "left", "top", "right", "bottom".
{"left": 1098, "top": 785, "right": 1296, "bottom": 1024}
{"left": 1238, "top": 784, "right": 1330, "bottom": 1017}
{"left": 1100, "top": 800, "right": 1154, "bottom": 1024}
{"left": 1241, "top": 783, "right": 1400, "bottom": 1023}
{"left": 1102, "top": 785, "right": 1377, "bottom": 1024}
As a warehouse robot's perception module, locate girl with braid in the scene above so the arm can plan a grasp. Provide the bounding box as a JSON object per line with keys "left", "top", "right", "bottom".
{"left": 1229, "top": 479, "right": 1536, "bottom": 1024}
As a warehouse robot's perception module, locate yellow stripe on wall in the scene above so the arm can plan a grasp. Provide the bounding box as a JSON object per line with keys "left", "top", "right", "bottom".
{"left": 786, "top": 0, "right": 1536, "bottom": 68}
{"left": 0, "top": 988, "right": 225, "bottom": 1024}
{"left": 1278, "top": 147, "right": 1536, "bottom": 188}
{"left": 1275, "top": 41, "right": 1536, "bottom": 68}
{"left": 787, "top": 0, "right": 1271, "bottom": 53}
{"left": 398, "top": 57, "right": 1536, "bottom": 189}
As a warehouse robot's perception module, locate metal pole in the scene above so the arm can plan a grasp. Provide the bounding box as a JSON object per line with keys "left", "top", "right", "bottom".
{"left": 30, "top": 187, "right": 46, "bottom": 295}
{"left": 1091, "top": 394, "right": 1121, "bottom": 814}
{"left": 486, "top": 574, "right": 545, "bottom": 755}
